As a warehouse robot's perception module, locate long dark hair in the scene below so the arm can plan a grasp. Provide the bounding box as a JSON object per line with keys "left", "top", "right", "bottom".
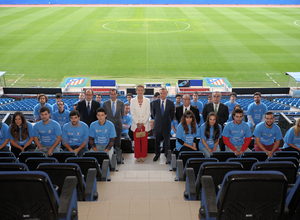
{"left": 180, "top": 110, "right": 197, "bottom": 134}
{"left": 205, "top": 112, "right": 220, "bottom": 142}
{"left": 10, "top": 111, "right": 29, "bottom": 141}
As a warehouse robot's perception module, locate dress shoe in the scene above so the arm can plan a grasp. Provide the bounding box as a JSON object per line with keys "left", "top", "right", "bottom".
{"left": 153, "top": 155, "right": 159, "bottom": 162}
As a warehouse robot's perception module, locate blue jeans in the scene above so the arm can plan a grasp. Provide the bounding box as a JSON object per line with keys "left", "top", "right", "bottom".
{"left": 90, "top": 144, "right": 114, "bottom": 160}
{"left": 200, "top": 147, "right": 220, "bottom": 158}
{"left": 34, "top": 145, "right": 61, "bottom": 156}
{"left": 64, "top": 145, "right": 88, "bottom": 157}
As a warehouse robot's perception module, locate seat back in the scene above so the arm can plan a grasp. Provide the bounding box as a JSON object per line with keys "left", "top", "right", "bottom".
{"left": 0, "top": 152, "right": 15, "bottom": 158}
{"left": 226, "top": 158, "right": 259, "bottom": 170}
{"left": 178, "top": 151, "right": 205, "bottom": 167}
{"left": 273, "top": 151, "right": 300, "bottom": 160}
{"left": 251, "top": 161, "right": 297, "bottom": 184}
{"left": 25, "top": 157, "right": 58, "bottom": 171}
{"left": 286, "top": 175, "right": 300, "bottom": 219}
{"left": 0, "top": 157, "right": 18, "bottom": 163}
{"left": 65, "top": 157, "right": 102, "bottom": 181}
{"left": 196, "top": 162, "right": 243, "bottom": 199}
{"left": 121, "top": 138, "right": 133, "bottom": 153}
{"left": 83, "top": 151, "right": 110, "bottom": 168}
{"left": 241, "top": 151, "right": 268, "bottom": 161}
{"left": 37, "top": 163, "right": 86, "bottom": 201}
{"left": 184, "top": 158, "right": 218, "bottom": 178}
{"left": 216, "top": 171, "right": 287, "bottom": 220}
{"left": 18, "top": 151, "right": 46, "bottom": 163}
{"left": 0, "top": 162, "right": 29, "bottom": 171}
{"left": 50, "top": 151, "right": 77, "bottom": 163}
{"left": 0, "top": 171, "right": 59, "bottom": 219}
{"left": 267, "top": 157, "right": 299, "bottom": 170}
{"left": 210, "top": 151, "right": 236, "bottom": 162}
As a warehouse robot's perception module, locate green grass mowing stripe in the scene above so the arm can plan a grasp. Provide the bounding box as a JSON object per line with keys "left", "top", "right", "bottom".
{"left": 0, "top": 7, "right": 32, "bottom": 20}
{"left": 200, "top": 8, "right": 297, "bottom": 82}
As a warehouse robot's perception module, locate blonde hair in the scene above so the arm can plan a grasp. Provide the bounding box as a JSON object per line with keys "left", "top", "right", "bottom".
{"left": 294, "top": 118, "right": 300, "bottom": 137}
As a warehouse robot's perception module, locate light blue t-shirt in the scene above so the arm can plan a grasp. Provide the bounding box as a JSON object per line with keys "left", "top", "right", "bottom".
{"left": 174, "top": 101, "right": 183, "bottom": 107}
{"left": 175, "top": 123, "right": 198, "bottom": 151}
{"left": 191, "top": 100, "right": 203, "bottom": 113}
{"left": 0, "top": 123, "right": 9, "bottom": 146}
{"left": 89, "top": 120, "right": 116, "bottom": 145}
{"left": 222, "top": 121, "right": 252, "bottom": 146}
{"left": 53, "top": 110, "right": 70, "bottom": 130}
{"left": 62, "top": 121, "right": 89, "bottom": 147}
{"left": 33, "top": 103, "right": 53, "bottom": 121}
{"left": 253, "top": 122, "right": 282, "bottom": 145}
{"left": 8, "top": 122, "right": 34, "bottom": 145}
{"left": 247, "top": 102, "right": 268, "bottom": 127}
{"left": 171, "top": 119, "right": 179, "bottom": 136}
{"left": 283, "top": 127, "right": 300, "bottom": 149}
{"left": 198, "top": 123, "right": 222, "bottom": 149}
{"left": 122, "top": 114, "right": 132, "bottom": 134}
{"left": 199, "top": 114, "right": 205, "bottom": 126}
{"left": 33, "top": 120, "right": 62, "bottom": 146}
{"left": 224, "top": 101, "right": 239, "bottom": 114}
{"left": 52, "top": 103, "right": 69, "bottom": 113}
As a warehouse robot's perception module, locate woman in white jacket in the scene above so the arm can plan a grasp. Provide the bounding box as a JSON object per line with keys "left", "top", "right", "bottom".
{"left": 130, "top": 85, "right": 151, "bottom": 162}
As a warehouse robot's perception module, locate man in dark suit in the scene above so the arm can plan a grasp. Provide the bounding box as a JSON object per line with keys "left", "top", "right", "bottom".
{"left": 202, "top": 91, "right": 229, "bottom": 127}
{"left": 103, "top": 89, "right": 124, "bottom": 152}
{"left": 175, "top": 94, "right": 200, "bottom": 124}
{"left": 76, "top": 89, "right": 100, "bottom": 127}
{"left": 152, "top": 88, "right": 175, "bottom": 162}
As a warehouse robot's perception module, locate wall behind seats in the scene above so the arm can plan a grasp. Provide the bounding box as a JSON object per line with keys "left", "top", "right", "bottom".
{"left": 1, "top": 0, "right": 299, "bottom": 4}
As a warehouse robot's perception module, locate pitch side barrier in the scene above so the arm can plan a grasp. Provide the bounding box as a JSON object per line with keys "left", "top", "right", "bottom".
{"left": 232, "top": 87, "right": 290, "bottom": 97}
{"left": 3, "top": 87, "right": 62, "bottom": 96}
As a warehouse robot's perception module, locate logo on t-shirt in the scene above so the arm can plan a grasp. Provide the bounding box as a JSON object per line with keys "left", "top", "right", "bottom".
{"left": 48, "top": 130, "right": 51, "bottom": 133}
{"left": 77, "top": 132, "right": 80, "bottom": 135}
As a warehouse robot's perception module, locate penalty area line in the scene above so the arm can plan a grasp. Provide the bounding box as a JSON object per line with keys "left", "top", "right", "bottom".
{"left": 7, "top": 74, "right": 25, "bottom": 87}
{"left": 266, "top": 73, "right": 280, "bottom": 87}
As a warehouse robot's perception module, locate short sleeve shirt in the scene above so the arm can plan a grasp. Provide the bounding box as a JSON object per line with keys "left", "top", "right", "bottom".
{"left": 89, "top": 120, "right": 116, "bottom": 145}
{"left": 0, "top": 123, "right": 9, "bottom": 146}
{"left": 175, "top": 123, "right": 198, "bottom": 151}
{"left": 198, "top": 123, "right": 222, "bottom": 149}
{"left": 62, "top": 121, "right": 89, "bottom": 146}
{"left": 247, "top": 102, "right": 268, "bottom": 126}
{"left": 253, "top": 122, "right": 282, "bottom": 145}
{"left": 33, "top": 119, "right": 62, "bottom": 146}
{"left": 8, "top": 122, "right": 34, "bottom": 145}
{"left": 283, "top": 127, "right": 300, "bottom": 149}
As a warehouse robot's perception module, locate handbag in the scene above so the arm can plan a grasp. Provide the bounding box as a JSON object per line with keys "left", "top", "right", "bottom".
{"left": 136, "top": 131, "right": 146, "bottom": 138}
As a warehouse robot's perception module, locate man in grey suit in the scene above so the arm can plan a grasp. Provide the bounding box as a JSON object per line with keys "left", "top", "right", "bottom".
{"left": 103, "top": 89, "right": 124, "bottom": 153}
{"left": 152, "top": 87, "right": 175, "bottom": 163}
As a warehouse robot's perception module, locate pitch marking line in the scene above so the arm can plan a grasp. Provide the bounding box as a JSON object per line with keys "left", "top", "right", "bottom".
{"left": 6, "top": 74, "right": 25, "bottom": 86}
{"left": 294, "top": 20, "right": 300, "bottom": 27}
{"left": 103, "top": 20, "right": 190, "bottom": 34}
{"left": 266, "top": 73, "right": 280, "bottom": 86}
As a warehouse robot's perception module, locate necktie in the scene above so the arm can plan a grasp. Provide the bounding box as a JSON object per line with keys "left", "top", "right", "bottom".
{"left": 112, "top": 101, "right": 115, "bottom": 117}
{"left": 87, "top": 102, "right": 90, "bottom": 115}
{"left": 161, "top": 100, "right": 165, "bottom": 116}
{"left": 214, "top": 104, "right": 218, "bottom": 113}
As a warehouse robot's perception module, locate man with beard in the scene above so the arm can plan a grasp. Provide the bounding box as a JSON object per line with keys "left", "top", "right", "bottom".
{"left": 62, "top": 110, "right": 89, "bottom": 157}
{"left": 253, "top": 111, "right": 282, "bottom": 157}
{"left": 33, "top": 94, "right": 53, "bottom": 122}
{"left": 222, "top": 109, "right": 252, "bottom": 156}
{"left": 33, "top": 106, "right": 61, "bottom": 156}
{"left": 247, "top": 92, "right": 268, "bottom": 132}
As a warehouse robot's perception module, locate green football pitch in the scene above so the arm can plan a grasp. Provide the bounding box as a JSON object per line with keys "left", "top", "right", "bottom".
{"left": 0, "top": 6, "right": 299, "bottom": 88}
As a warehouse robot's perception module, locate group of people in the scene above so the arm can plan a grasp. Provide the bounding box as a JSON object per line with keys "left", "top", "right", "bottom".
{"left": 1, "top": 88, "right": 299, "bottom": 163}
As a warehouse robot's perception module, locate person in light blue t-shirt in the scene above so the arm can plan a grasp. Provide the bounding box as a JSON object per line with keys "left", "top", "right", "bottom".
{"left": 121, "top": 104, "right": 132, "bottom": 140}
{"left": 89, "top": 107, "right": 116, "bottom": 159}
{"left": 174, "top": 94, "right": 183, "bottom": 107}
{"left": 171, "top": 117, "right": 179, "bottom": 137}
{"left": 8, "top": 111, "right": 36, "bottom": 156}
{"left": 198, "top": 112, "right": 221, "bottom": 158}
{"left": 247, "top": 92, "right": 268, "bottom": 132}
{"left": 33, "top": 94, "right": 53, "bottom": 122}
{"left": 283, "top": 118, "right": 300, "bottom": 152}
{"left": 52, "top": 93, "right": 69, "bottom": 113}
{"left": 175, "top": 110, "right": 198, "bottom": 152}
{"left": 0, "top": 120, "right": 10, "bottom": 152}
{"left": 191, "top": 92, "right": 203, "bottom": 114}
{"left": 62, "top": 110, "right": 89, "bottom": 157}
{"left": 224, "top": 92, "right": 239, "bottom": 114}
{"left": 53, "top": 100, "right": 70, "bottom": 130}
{"left": 227, "top": 104, "right": 245, "bottom": 122}
{"left": 253, "top": 111, "right": 282, "bottom": 157}
{"left": 95, "top": 93, "right": 104, "bottom": 107}
{"left": 222, "top": 109, "right": 252, "bottom": 156}
{"left": 33, "top": 106, "right": 62, "bottom": 156}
